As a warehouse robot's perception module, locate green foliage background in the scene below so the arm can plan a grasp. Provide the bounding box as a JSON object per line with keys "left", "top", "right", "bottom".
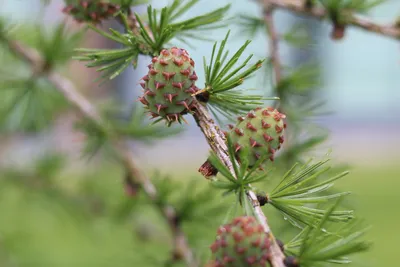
{"left": 0, "top": 161, "right": 398, "bottom": 266}
{"left": 0, "top": 0, "right": 399, "bottom": 266}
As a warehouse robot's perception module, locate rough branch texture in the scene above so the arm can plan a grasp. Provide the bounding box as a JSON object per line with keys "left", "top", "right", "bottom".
{"left": 264, "top": 0, "right": 400, "bottom": 40}
{"left": 192, "top": 101, "right": 286, "bottom": 267}
{"left": 5, "top": 39, "right": 197, "bottom": 267}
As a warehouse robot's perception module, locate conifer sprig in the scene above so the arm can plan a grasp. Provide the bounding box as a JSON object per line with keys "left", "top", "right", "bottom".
{"left": 74, "top": 103, "right": 185, "bottom": 159}
{"left": 173, "top": 180, "right": 228, "bottom": 223}
{"left": 236, "top": 15, "right": 265, "bottom": 38}
{"left": 74, "top": 21, "right": 152, "bottom": 82}
{"left": 0, "top": 78, "right": 67, "bottom": 132}
{"left": 74, "top": 1, "right": 229, "bottom": 82}
{"left": 278, "top": 133, "right": 329, "bottom": 165}
{"left": 199, "top": 31, "right": 277, "bottom": 121}
{"left": 319, "top": 0, "right": 387, "bottom": 38}
{"left": 74, "top": 117, "right": 113, "bottom": 160}
{"left": 208, "top": 136, "right": 271, "bottom": 203}
{"left": 162, "top": 0, "right": 230, "bottom": 43}
{"left": 35, "top": 23, "right": 84, "bottom": 69}
{"left": 133, "top": 2, "right": 229, "bottom": 51}
{"left": 285, "top": 201, "right": 371, "bottom": 266}
{"left": 320, "top": 0, "right": 387, "bottom": 22}
{"left": 202, "top": 31, "right": 263, "bottom": 93}
{"left": 267, "top": 160, "right": 353, "bottom": 228}
{"left": 0, "top": 22, "right": 81, "bottom": 132}
{"left": 113, "top": 105, "right": 184, "bottom": 143}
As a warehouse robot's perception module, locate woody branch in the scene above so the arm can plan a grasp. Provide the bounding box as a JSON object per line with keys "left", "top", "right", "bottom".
{"left": 261, "top": 0, "right": 400, "bottom": 40}
{"left": 192, "top": 102, "right": 286, "bottom": 267}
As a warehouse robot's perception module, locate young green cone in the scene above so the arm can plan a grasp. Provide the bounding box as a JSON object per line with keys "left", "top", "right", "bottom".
{"left": 227, "top": 107, "right": 286, "bottom": 168}
{"left": 210, "top": 216, "right": 271, "bottom": 267}
{"left": 138, "top": 47, "right": 198, "bottom": 125}
{"left": 62, "top": 1, "right": 120, "bottom": 24}
{"left": 199, "top": 107, "right": 286, "bottom": 178}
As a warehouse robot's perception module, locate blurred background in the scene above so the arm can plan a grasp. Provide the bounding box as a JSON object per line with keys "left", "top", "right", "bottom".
{"left": 0, "top": 0, "right": 399, "bottom": 266}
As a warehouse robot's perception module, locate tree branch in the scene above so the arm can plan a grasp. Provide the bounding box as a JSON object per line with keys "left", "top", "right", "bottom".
{"left": 263, "top": 0, "right": 400, "bottom": 40}
{"left": 4, "top": 38, "right": 197, "bottom": 267}
{"left": 192, "top": 101, "right": 286, "bottom": 267}
{"left": 263, "top": 3, "right": 282, "bottom": 85}
{"left": 260, "top": 1, "right": 289, "bottom": 159}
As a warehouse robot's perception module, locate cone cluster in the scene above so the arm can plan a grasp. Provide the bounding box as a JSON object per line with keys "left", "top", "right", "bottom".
{"left": 138, "top": 47, "right": 198, "bottom": 124}
{"left": 210, "top": 216, "right": 271, "bottom": 267}
{"left": 62, "top": 1, "right": 119, "bottom": 23}
{"left": 226, "top": 107, "right": 286, "bottom": 168}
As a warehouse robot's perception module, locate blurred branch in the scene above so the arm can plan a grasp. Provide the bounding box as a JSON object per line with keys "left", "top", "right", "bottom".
{"left": 261, "top": 0, "right": 400, "bottom": 40}
{"left": 261, "top": 2, "right": 291, "bottom": 154}
{"left": 192, "top": 101, "right": 286, "bottom": 267}
{"left": 263, "top": 3, "right": 282, "bottom": 85}
{"left": 4, "top": 39, "right": 197, "bottom": 267}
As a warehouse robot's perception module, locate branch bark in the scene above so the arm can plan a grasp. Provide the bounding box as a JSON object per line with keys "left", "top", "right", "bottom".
{"left": 264, "top": 0, "right": 400, "bottom": 40}
{"left": 5, "top": 39, "right": 197, "bottom": 267}
{"left": 192, "top": 101, "right": 286, "bottom": 267}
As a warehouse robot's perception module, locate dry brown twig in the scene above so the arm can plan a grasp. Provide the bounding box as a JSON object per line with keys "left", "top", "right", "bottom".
{"left": 4, "top": 39, "right": 197, "bottom": 267}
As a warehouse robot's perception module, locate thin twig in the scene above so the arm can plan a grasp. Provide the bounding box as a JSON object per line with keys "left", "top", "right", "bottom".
{"left": 5, "top": 39, "right": 197, "bottom": 267}
{"left": 263, "top": 3, "right": 282, "bottom": 85}
{"left": 264, "top": 0, "right": 400, "bottom": 40}
{"left": 192, "top": 101, "right": 286, "bottom": 267}
{"left": 261, "top": 1, "right": 289, "bottom": 160}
